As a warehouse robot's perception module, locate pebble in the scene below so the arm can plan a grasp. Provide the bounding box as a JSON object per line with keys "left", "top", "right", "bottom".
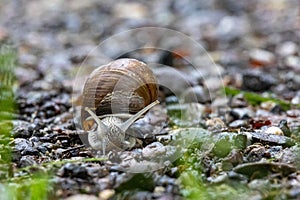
{"left": 96, "top": 177, "right": 112, "bottom": 191}
{"left": 291, "top": 95, "right": 300, "bottom": 105}
{"left": 245, "top": 144, "right": 267, "bottom": 162}
{"left": 216, "top": 15, "right": 250, "bottom": 41}
{"left": 64, "top": 194, "right": 98, "bottom": 200}
{"left": 249, "top": 132, "right": 295, "bottom": 147}
{"left": 12, "top": 120, "right": 33, "bottom": 138}
{"left": 276, "top": 41, "right": 298, "bottom": 57}
{"left": 279, "top": 146, "right": 299, "bottom": 164}
{"left": 230, "top": 107, "right": 254, "bottom": 119}
{"left": 19, "top": 155, "right": 37, "bottom": 167}
{"left": 21, "top": 146, "right": 39, "bottom": 156}
{"left": 13, "top": 138, "right": 32, "bottom": 152}
{"left": 154, "top": 186, "right": 166, "bottom": 195}
{"left": 265, "top": 126, "right": 283, "bottom": 135}
{"left": 287, "top": 109, "right": 300, "bottom": 117}
{"left": 222, "top": 149, "right": 243, "bottom": 169}
{"left": 206, "top": 117, "right": 227, "bottom": 132}
{"left": 285, "top": 56, "right": 300, "bottom": 71}
{"left": 98, "top": 189, "right": 115, "bottom": 200}
{"left": 242, "top": 70, "right": 277, "bottom": 92}
{"left": 229, "top": 93, "right": 248, "bottom": 108}
{"left": 113, "top": 2, "right": 147, "bottom": 19}
{"left": 260, "top": 101, "right": 277, "bottom": 111}
{"left": 142, "top": 142, "right": 167, "bottom": 160}
{"left": 249, "top": 49, "right": 275, "bottom": 66}
{"left": 229, "top": 119, "right": 249, "bottom": 128}
{"left": 58, "top": 163, "right": 88, "bottom": 179}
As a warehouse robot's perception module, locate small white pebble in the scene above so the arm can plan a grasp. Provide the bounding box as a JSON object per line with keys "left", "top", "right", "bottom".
{"left": 276, "top": 41, "right": 298, "bottom": 57}
{"left": 265, "top": 126, "right": 283, "bottom": 135}
{"left": 99, "top": 189, "right": 115, "bottom": 200}
{"left": 154, "top": 186, "right": 166, "bottom": 195}
{"left": 249, "top": 49, "right": 275, "bottom": 65}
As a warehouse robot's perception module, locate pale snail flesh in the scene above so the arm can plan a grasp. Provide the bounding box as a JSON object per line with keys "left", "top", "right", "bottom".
{"left": 81, "top": 58, "right": 159, "bottom": 154}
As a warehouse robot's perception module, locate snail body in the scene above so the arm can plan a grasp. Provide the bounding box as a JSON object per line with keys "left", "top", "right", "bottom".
{"left": 81, "top": 59, "right": 159, "bottom": 154}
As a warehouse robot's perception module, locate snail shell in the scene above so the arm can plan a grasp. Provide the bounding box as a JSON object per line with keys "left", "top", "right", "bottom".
{"left": 81, "top": 58, "right": 158, "bottom": 131}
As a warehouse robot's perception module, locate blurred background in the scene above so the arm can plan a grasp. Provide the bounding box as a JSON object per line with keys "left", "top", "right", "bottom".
{"left": 0, "top": 0, "right": 298, "bottom": 70}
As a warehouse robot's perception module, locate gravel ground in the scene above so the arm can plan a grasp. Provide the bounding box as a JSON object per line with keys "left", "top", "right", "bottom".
{"left": 0, "top": 0, "right": 300, "bottom": 199}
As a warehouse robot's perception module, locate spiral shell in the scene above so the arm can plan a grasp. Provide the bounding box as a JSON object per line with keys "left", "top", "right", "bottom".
{"left": 81, "top": 58, "right": 158, "bottom": 130}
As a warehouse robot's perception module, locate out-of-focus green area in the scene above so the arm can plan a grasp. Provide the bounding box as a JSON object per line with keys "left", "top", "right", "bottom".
{"left": 0, "top": 45, "right": 51, "bottom": 200}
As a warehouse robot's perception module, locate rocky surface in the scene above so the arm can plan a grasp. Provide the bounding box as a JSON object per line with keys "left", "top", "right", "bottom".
{"left": 0, "top": 0, "right": 300, "bottom": 199}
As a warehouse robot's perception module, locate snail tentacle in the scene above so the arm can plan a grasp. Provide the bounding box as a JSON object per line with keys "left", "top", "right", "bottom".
{"left": 119, "top": 100, "right": 159, "bottom": 132}
{"left": 85, "top": 107, "right": 109, "bottom": 154}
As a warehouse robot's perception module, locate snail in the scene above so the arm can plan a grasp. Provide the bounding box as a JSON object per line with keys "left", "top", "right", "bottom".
{"left": 81, "top": 58, "right": 159, "bottom": 154}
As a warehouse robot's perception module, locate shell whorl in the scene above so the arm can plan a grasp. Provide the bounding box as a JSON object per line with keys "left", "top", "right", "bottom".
{"left": 81, "top": 58, "right": 158, "bottom": 130}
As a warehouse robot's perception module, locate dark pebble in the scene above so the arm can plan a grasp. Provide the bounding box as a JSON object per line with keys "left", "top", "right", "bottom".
{"left": 230, "top": 108, "right": 253, "bottom": 119}
{"left": 59, "top": 163, "right": 89, "bottom": 179}
{"left": 249, "top": 132, "right": 296, "bottom": 147}
{"left": 21, "top": 146, "right": 39, "bottom": 156}
{"left": 39, "top": 142, "right": 53, "bottom": 150}
{"left": 242, "top": 70, "right": 277, "bottom": 92}
{"left": 19, "top": 155, "right": 37, "bottom": 168}
{"left": 12, "top": 120, "right": 35, "bottom": 138}
{"left": 37, "top": 145, "right": 48, "bottom": 154}
{"left": 12, "top": 126, "right": 31, "bottom": 138}
{"left": 13, "top": 138, "right": 32, "bottom": 152}
{"left": 61, "top": 139, "right": 70, "bottom": 147}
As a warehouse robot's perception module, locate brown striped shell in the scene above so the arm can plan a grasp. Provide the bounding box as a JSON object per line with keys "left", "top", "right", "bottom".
{"left": 81, "top": 58, "right": 158, "bottom": 130}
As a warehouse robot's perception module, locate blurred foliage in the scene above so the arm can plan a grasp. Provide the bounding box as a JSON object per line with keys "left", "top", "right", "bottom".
{"left": 225, "top": 87, "right": 299, "bottom": 111}
{"left": 0, "top": 45, "right": 16, "bottom": 172}
{"left": 0, "top": 173, "right": 50, "bottom": 200}
{"left": 0, "top": 45, "right": 52, "bottom": 200}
